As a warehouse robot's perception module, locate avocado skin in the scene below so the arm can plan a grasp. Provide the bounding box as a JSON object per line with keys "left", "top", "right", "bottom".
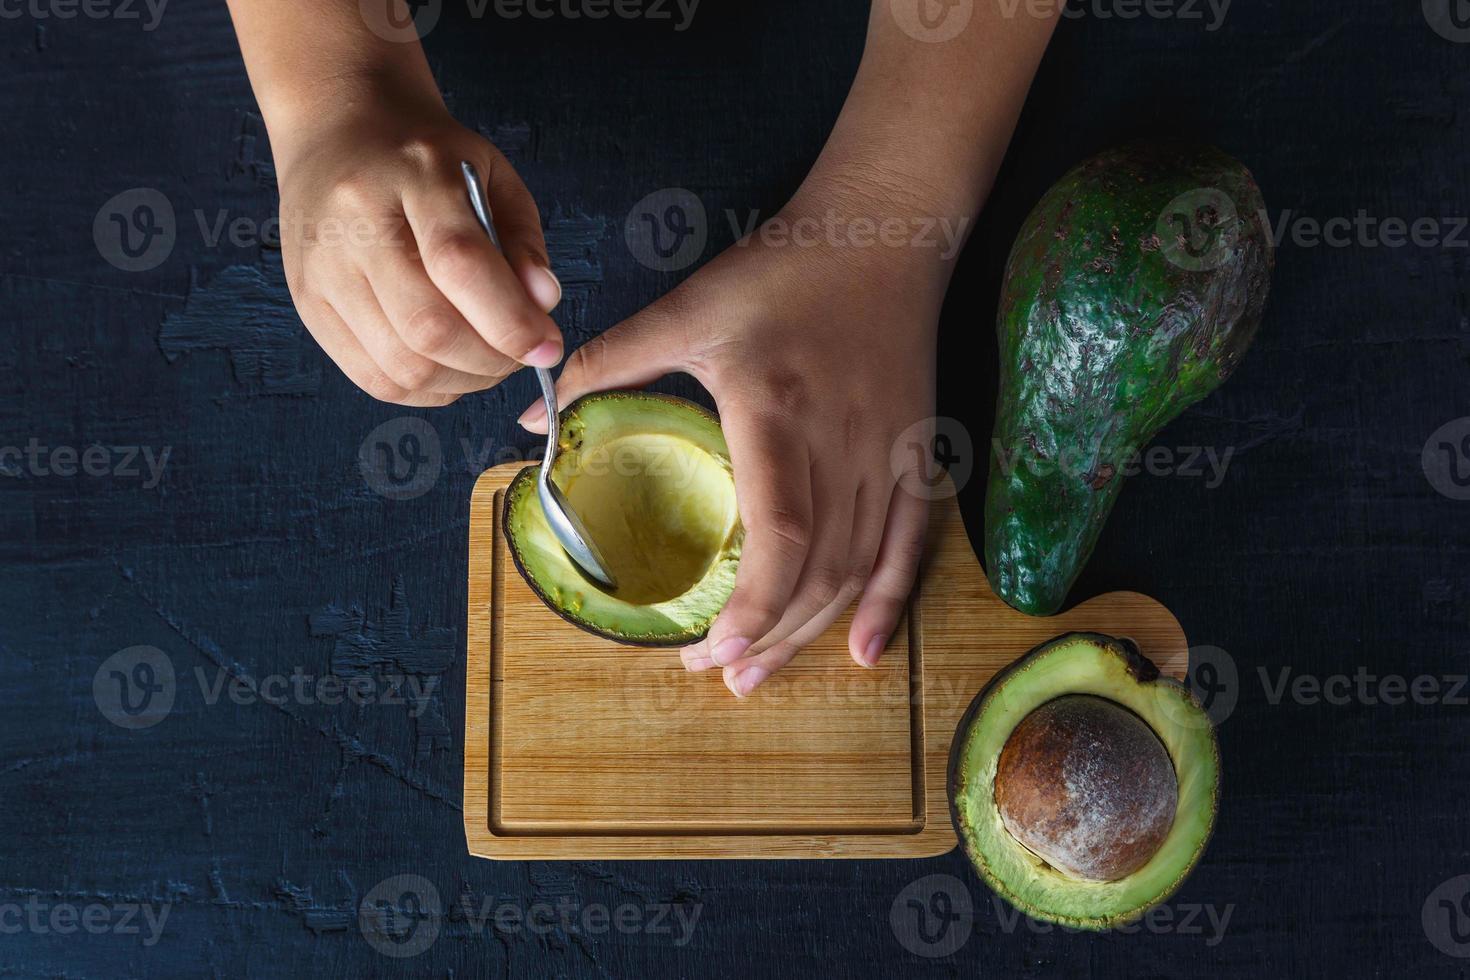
{"left": 985, "top": 142, "right": 1273, "bottom": 616}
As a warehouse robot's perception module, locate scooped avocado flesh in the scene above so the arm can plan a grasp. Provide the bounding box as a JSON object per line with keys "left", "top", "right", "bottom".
{"left": 950, "top": 633, "right": 1219, "bottom": 930}
{"left": 504, "top": 392, "right": 742, "bottom": 645}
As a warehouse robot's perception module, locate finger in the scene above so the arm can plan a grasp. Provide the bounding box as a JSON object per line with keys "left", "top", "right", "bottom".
{"left": 732, "top": 474, "right": 888, "bottom": 666}
{"left": 479, "top": 151, "right": 562, "bottom": 314}
{"left": 736, "top": 464, "right": 857, "bottom": 659}
{"left": 403, "top": 178, "right": 561, "bottom": 368}
{"left": 722, "top": 643, "right": 801, "bottom": 698}
{"left": 701, "top": 408, "right": 813, "bottom": 668}
{"left": 848, "top": 481, "right": 930, "bottom": 668}
{"left": 359, "top": 229, "right": 521, "bottom": 380}
{"left": 297, "top": 294, "right": 457, "bottom": 407}
{"left": 517, "top": 304, "right": 693, "bottom": 433}
{"left": 322, "top": 273, "right": 495, "bottom": 395}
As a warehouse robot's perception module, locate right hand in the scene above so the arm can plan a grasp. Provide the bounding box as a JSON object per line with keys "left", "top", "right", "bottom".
{"left": 276, "top": 103, "right": 563, "bottom": 406}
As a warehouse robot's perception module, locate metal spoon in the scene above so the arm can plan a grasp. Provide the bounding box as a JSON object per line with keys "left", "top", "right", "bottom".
{"left": 460, "top": 161, "right": 618, "bottom": 591}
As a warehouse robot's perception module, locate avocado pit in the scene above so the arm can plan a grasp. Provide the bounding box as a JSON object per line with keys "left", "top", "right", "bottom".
{"left": 993, "top": 694, "right": 1177, "bottom": 882}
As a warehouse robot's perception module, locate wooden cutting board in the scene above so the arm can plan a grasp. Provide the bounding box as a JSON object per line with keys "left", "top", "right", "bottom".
{"left": 463, "top": 463, "right": 1187, "bottom": 860}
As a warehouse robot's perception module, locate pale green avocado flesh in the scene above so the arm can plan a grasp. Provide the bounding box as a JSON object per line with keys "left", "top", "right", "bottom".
{"left": 504, "top": 392, "right": 743, "bottom": 645}
{"left": 950, "top": 633, "right": 1220, "bottom": 930}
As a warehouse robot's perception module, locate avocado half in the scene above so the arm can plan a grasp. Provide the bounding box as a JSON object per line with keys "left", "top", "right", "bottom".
{"left": 947, "top": 633, "right": 1220, "bottom": 930}
{"left": 503, "top": 391, "right": 743, "bottom": 646}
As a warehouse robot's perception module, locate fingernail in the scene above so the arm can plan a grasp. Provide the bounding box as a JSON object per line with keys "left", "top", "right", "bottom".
{"left": 685, "top": 657, "right": 714, "bottom": 672}
{"left": 730, "top": 666, "right": 769, "bottom": 698}
{"left": 517, "top": 400, "right": 548, "bottom": 430}
{"left": 523, "top": 264, "right": 562, "bottom": 313}
{"left": 523, "top": 340, "right": 562, "bottom": 369}
{"left": 710, "top": 636, "right": 751, "bottom": 667}
{"left": 861, "top": 634, "right": 886, "bottom": 668}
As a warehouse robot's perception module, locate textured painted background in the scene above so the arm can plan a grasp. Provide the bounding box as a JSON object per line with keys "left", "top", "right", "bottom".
{"left": 4, "top": 0, "right": 1470, "bottom": 975}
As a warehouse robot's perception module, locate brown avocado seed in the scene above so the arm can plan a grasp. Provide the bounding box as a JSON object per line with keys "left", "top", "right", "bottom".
{"left": 993, "top": 695, "right": 1177, "bottom": 882}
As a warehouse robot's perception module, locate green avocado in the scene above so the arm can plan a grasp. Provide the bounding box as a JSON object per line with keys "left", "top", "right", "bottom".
{"left": 948, "top": 633, "right": 1220, "bottom": 930}
{"left": 985, "top": 142, "right": 1273, "bottom": 616}
{"left": 503, "top": 391, "right": 743, "bottom": 645}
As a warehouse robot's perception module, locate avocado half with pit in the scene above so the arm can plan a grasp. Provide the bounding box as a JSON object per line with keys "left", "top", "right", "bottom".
{"left": 503, "top": 391, "right": 743, "bottom": 645}
{"left": 948, "top": 633, "right": 1219, "bottom": 930}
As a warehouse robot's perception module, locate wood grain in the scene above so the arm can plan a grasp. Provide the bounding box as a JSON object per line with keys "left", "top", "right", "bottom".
{"left": 464, "top": 463, "right": 1188, "bottom": 859}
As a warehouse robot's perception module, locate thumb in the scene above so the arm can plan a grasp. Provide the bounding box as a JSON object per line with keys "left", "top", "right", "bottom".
{"left": 480, "top": 150, "right": 562, "bottom": 315}
{"left": 517, "top": 308, "right": 688, "bottom": 433}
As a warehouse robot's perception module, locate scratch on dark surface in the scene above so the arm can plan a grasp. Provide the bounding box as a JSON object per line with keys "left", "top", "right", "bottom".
{"left": 190, "top": 771, "right": 215, "bottom": 837}
{"left": 2, "top": 271, "right": 188, "bottom": 302}
{"left": 452, "top": 882, "right": 517, "bottom": 970}
{"left": 157, "top": 262, "right": 320, "bottom": 395}
{"left": 1383, "top": 89, "right": 1459, "bottom": 127}
{"left": 310, "top": 751, "right": 352, "bottom": 839}
{"left": 230, "top": 111, "right": 276, "bottom": 189}
{"left": 208, "top": 862, "right": 230, "bottom": 904}
{"left": 1423, "top": 578, "right": 1456, "bottom": 605}
{"left": 118, "top": 563, "right": 462, "bottom": 811}
{"left": 478, "top": 120, "right": 535, "bottom": 160}
{"left": 0, "top": 883, "right": 196, "bottom": 906}
{"left": 1228, "top": 406, "right": 1307, "bottom": 454}
{"left": 1244, "top": 20, "right": 1348, "bottom": 99}
{"left": 0, "top": 877, "right": 373, "bottom": 930}
{"left": 309, "top": 575, "right": 456, "bottom": 677}
{"left": 528, "top": 866, "right": 581, "bottom": 907}
{"left": 1, "top": 749, "right": 89, "bottom": 777}
{"left": 310, "top": 575, "right": 457, "bottom": 766}
{"left": 545, "top": 212, "right": 608, "bottom": 290}
{"left": 1189, "top": 405, "right": 1306, "bottom": 453}
{"left": 273, "top": 878, "right": 355, "bottom": 934}
{"left": 566, "top": 863, "right": 704, "bottom": 905}
{"left": 544, "top": 212, "right": 610, "bottom": 344}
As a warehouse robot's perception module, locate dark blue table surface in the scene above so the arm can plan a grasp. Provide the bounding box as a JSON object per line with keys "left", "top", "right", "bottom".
{"left": 3, "top": 1, "right": 1469, "bottom": 975}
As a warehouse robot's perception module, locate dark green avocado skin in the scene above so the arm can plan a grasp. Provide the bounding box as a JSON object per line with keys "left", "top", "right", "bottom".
{"left": 985, "top": 142, "right": 1273, "bottom": 616}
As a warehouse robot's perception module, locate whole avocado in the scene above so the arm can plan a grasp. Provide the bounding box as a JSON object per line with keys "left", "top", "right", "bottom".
{"left": 985, "top": 142, "right": 1273, "bottom": 616}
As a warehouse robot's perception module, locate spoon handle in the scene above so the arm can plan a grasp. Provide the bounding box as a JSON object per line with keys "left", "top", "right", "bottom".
{"left": 534, "top": 367, "right": 559, "bottom": 489}
{"left": 461, "top": 163, "right": 560, "bottom": 484}
{"left": 460, "top": 161, "right": 501, "bottom": 249}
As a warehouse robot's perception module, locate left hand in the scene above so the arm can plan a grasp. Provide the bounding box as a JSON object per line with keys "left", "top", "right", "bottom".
{"left": 519, "top": 179, "right": 959, "bottom": 696}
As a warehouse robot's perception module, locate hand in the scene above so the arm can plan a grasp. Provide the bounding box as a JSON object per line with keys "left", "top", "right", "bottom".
{"left": 520, "top": 181, "right": 954, "bottom": 697}
{"left": 275, "top": 99, "right": 563, "bottom": 406}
